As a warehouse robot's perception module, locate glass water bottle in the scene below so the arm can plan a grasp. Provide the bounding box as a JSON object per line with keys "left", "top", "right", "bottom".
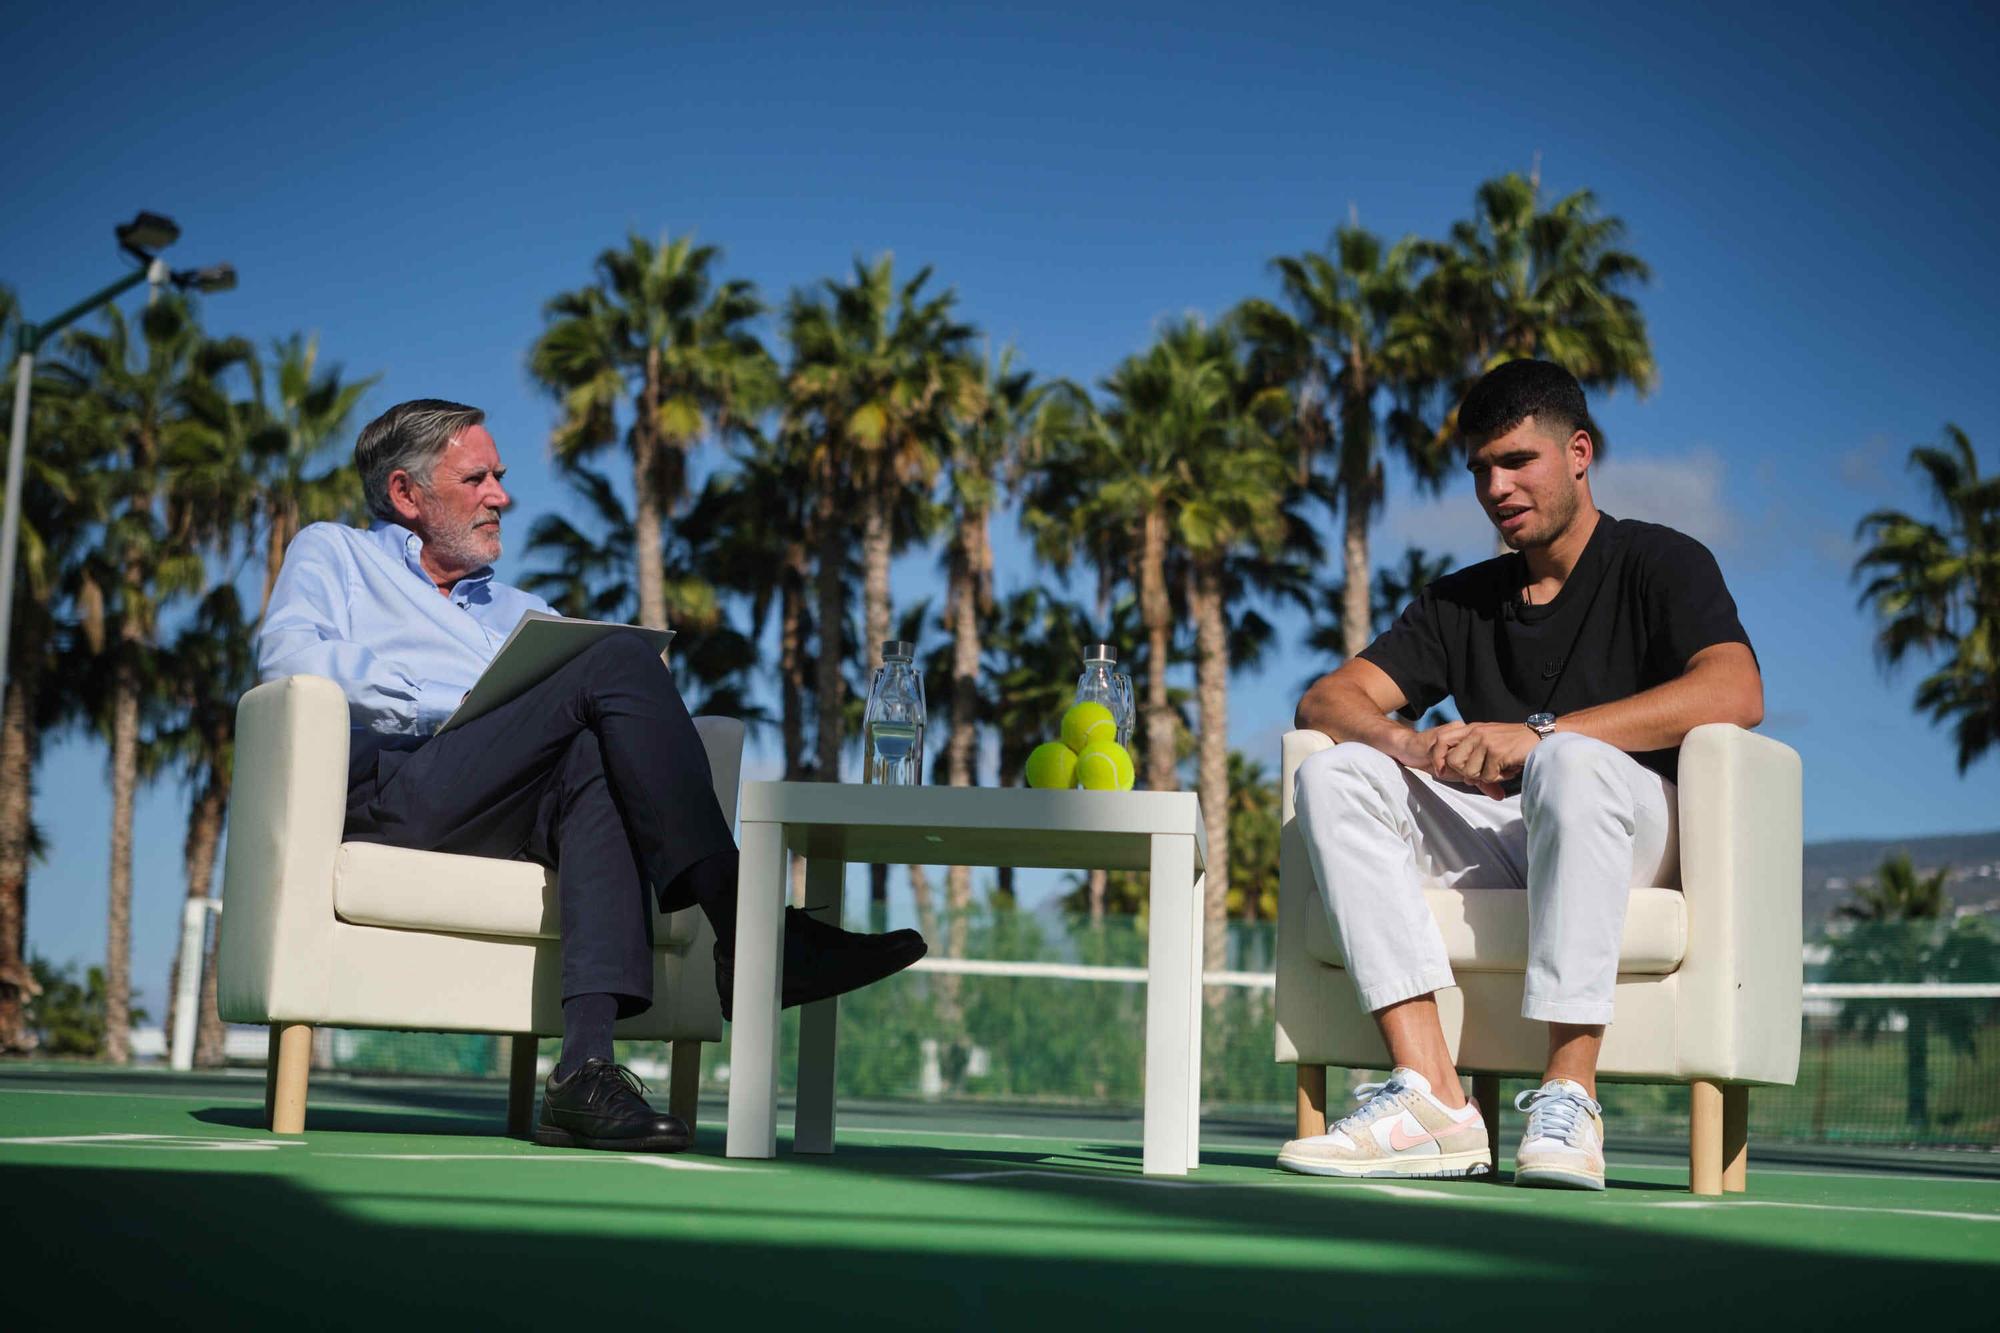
{"left": 1111, "top": 668, "right": 1136, "bottom": 749}
{"left": 863, "top": 640, "right": 926, "bottom": 785}
{"left": 1075, "top": 644, "right": 1135, "bottom": 748}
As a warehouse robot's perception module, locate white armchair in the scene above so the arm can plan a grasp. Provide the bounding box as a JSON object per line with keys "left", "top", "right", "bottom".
{"left": 1276, "top": 723, "right": 1802, "bottom": 1194}
{"left": 217, "top": 674, "right": 741, "bottom": 1137}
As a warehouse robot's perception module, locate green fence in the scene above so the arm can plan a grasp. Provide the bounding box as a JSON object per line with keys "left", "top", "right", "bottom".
{"left": 318, "top": 908, "right": 2000, "bottom": 1151}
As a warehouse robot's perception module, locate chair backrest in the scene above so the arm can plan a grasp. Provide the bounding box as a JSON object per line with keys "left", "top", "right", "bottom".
{"left": 692, "top": 716, "right": 746, "bottom": 836}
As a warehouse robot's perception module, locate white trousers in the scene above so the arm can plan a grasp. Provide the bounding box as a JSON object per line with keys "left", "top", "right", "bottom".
{"left": 1294, "top": 732, "right": 1678, "bottom": 1026}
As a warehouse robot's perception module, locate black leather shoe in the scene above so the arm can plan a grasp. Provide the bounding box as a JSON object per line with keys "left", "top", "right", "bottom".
{"left": 715, "top": 907, "right": 928, "bottom": 1021}
{"left": 534, "top": 1059, "right": 691, "bottom": 1152}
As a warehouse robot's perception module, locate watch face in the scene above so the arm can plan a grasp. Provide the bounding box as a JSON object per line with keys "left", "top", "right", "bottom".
{"left": 1526, "top": 713, "right": 1555, "bottom": 729}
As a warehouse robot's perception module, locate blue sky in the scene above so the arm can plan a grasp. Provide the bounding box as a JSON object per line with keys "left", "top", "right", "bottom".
{"left": 5, "top": 1, "right": 1997, "bottom": 1013}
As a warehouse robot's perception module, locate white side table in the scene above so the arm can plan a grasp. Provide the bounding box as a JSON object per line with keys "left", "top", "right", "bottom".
{"left": 723, "top": 783, "right": 1209, "bottom": 1176}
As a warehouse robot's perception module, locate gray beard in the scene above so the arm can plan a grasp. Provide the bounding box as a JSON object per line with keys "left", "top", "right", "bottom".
{"left": 426, "top": 518, "right": 500, "bottom": 571}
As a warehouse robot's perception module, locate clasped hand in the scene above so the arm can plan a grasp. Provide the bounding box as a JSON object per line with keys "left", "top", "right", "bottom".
{"left": 1403, "top": 721, "right": 1541, "bottom": 800}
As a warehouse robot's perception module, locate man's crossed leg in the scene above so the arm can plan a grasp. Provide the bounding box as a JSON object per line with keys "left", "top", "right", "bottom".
{"left": 1280, "top": 732, "right": 1676, "bottom": 1189}
{"left": 345, "top": 632, "right": 926, "bottom": 1151}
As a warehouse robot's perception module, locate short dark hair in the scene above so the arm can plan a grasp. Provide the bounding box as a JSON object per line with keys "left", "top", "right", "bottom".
{"left": 354, "top": 399, "right": 485, "bottom": 522}
{"left": 1456, "top": 359, "right": 1599, "bottom": 454}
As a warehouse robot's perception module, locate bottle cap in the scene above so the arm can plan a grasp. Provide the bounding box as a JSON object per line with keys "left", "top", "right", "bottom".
{"left": 1084, "top": 643, "right": 1116, "bottom": 664}
{"left": 883, "top": 640, "right": 915, "bottom": 661}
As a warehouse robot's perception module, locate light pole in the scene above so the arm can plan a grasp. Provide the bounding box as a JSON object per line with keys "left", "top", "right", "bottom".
{"left": 0, "top": 212, "right": 235, "bottom": 701}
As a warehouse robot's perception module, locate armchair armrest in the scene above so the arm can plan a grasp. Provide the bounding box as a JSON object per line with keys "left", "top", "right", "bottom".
{"left": 1276, "top": 730, "right": 1338, "bottom": 1062}
{"left": 1673, "top": 722, "right": 1803, "bottom": 1084}
{"left": 1280, "top": 729, "right": 1336, "bottom": 823}
{"left": 216, "top": 675, "right": 351, "bottom": 1024}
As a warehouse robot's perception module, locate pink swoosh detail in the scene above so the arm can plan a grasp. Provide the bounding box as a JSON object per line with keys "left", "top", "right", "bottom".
{"left": 1387, "top": 1120, "right": 1445, "bottom": 1151}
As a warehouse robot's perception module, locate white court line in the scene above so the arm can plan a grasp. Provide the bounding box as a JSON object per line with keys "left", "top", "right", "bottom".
{"left": 1654, "top": 1199, "right": 2000, "bottom": 1224}
{"left": 3, "top": 1088, "right": 2000, "bottom": 1184}
{"left": 1711, "top": 1165, "right": 2000, "bottom": 1186}
{"left": 318, "top": 1151, "right": 738, "bottom": 1171}
{"left": 0, "top": 1133, "right": 301, "bottom": 1151}
{"left": 932, "top": 1168, "right": 1197, "bottom": 1188}
{"left": 1317, "top": 1181, "right": 1467, "bottom": 1201}
{"left": 0, "top": 1086, "right": 421, "bottom": 1114}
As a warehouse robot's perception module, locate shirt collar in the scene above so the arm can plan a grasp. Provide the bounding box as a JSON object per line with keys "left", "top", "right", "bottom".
{"left": 367, "top": 520, "right": 494, "bottom": 594}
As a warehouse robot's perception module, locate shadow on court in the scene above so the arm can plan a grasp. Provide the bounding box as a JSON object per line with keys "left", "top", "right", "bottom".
{"left": 2, "top": 1151, "right": 1983, "bottom": 1332}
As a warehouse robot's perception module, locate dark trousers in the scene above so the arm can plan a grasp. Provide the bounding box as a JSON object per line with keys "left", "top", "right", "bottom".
{"left": 343, "top": 633, "right": 737, "bottom": 1014}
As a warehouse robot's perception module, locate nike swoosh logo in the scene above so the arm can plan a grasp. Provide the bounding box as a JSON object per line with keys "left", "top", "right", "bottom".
{"left": 1387, "top": 1120, "right": 1446, "bottom": 1151}
{"left": 1541, "top": 659, "right": 1564, "bottom": 679}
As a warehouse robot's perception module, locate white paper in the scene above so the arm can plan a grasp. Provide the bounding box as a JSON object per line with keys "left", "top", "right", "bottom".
{"left": 436, "top": 611, "right": 674, "bottom": 733}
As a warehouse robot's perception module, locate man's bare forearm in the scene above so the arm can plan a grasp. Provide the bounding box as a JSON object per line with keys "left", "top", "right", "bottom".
{"left": 1556, "top": 653, "right": 1763, "bottom": 752}
{"left": 1296, "top": 678, "right": 1421, "bottom": 762}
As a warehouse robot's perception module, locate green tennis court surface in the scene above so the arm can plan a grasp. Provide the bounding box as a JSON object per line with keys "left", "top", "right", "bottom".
{"left": 3, "top": 1067, "right": 1994, "bottom": 1329}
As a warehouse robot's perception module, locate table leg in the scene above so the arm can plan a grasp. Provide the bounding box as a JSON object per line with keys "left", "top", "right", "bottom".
{"left": 725, "top": 820, "right": 787, "bottom": 1159}
{"left": 794, "top": 856, "right": 847, "bottom": 1154}
{"left": 1186, "top": 869, "right": 1205, "bottom": 1169}
{"left": 1143, "top": 832, "right": 1199, "bottom": 1176}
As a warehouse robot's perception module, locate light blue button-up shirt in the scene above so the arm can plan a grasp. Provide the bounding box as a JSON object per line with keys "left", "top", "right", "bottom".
{"left": 257, "top": 520, "right": 556, "bottom": 759}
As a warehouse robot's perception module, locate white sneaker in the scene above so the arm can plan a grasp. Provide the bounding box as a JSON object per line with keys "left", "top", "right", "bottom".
{"left": 1277, "top": 1068, "right": 1491, "bottom": 1179}
{"left": 1513, "top": 1079, "right": 1606, "bottom": 1190}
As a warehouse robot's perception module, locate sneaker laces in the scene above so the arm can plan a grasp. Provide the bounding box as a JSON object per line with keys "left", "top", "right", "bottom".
{"left": 1329, "top": 1074, "right": 1411, "bottom": 1137}
{"left": 1514, "top": 1084, "right": 1602, "bottom": 1145}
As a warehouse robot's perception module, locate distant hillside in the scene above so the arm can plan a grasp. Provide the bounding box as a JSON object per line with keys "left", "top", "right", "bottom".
{"left": 1803, "top": 830, "right": 2000, "bottom": 935}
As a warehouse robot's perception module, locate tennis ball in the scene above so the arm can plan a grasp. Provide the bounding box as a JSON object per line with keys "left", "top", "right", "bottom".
{"left": 1061, "top": 701, "right": 1118, "bottom": 754}
{"left": 1025, "top": 740, "right": 1080, "bottom": 789}
{"left": 1076, "top": 739, "right": 1136, "bottom": 791}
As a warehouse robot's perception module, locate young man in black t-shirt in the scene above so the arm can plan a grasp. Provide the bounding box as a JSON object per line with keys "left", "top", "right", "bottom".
{"left": 1279, "top": 360, "right": 1763, "bottom": 1189}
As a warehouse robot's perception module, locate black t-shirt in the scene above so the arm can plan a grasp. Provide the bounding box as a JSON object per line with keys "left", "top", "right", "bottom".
{"left": 1357, "top": 513, "right": 1753, "bottom": 785}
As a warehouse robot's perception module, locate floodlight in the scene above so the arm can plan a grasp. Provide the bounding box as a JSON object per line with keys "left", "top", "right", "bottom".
{"left": 116, "top": 211, "right": 181, "bottom": 253}
{"left": 174, "top": 263, "right": 237, "bottom": 293}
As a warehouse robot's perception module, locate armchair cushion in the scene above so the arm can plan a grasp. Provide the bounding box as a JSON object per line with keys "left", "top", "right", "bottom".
{"left": 1301, "top": 883, "right": 1687, "bottom": 975}
{"left": 333, "top": 841, "right": 703, "bottom": 947}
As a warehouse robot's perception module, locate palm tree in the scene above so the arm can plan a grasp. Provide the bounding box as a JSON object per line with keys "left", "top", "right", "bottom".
{"left": 1172, "top": 321, "right": 1294, "bottom": 972}
{"left": 1304, "top": 544, "right": 1455, "bottom": 662}
{"left": 530, "top": 233, "right": 774, "bottom": 631}
{"left": 1242, "top": 226, "right": 1441, "bottom": 661}
{"left": 1072, "top": 749, "right": 1283, "bottom": 929}
{"left": 1853, "top": 426, "right": 2000, "bottom": 772}
{"left": 980, "top": 588, "right": 1099, "bottom": 909}
{"left": 1408, "top": 170, "right": 1656, "bottom": 450}
{"left": 936, "top": 348, "right": 1062, "bottom": 922}
{"left": 1828, "top": 852, "right": 2000, "bottom": 1128}
{"left": 784, "top": 257, "right": 980, "bottom": 787}
{"left": 678, "top": 426, "right": 825, "bottom": 780}
{"left": 1224, "top": 752, "right": 1281, "bottom": 925}
{"left": 0, "top": 287, "right": 103, "bottom": 1051}
{"left": 519, "top": 463, "right": 764, "bottom": 720}
{"left": 156, "top": 585, "right": 256, "bottom": 1066}
{"left": 57, "top": 297, "right": 221, "bottom": 1063}
{"left": 247, "top": 335, "right": 375, "bottom": 612}
{"left": 1038, "top": 318, "right": 1231, "bottom": 796}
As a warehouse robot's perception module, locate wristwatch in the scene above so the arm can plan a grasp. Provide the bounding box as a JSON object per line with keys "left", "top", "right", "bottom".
{"left": 1525, "top": 712, "right": 1558, "bottom": 739}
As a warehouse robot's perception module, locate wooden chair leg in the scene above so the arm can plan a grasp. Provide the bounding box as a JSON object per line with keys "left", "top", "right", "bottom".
{"left": 1689, "top": 1079, "right": 1723, "bottom": 1196}
{"left": 1296, "top": 1065, "right": 1327, "bottom": 1139}
{"left": 270, "top": 1023, "right": 314, "bottom": 1134}
{"left": 1471, "top": 1073, "right": 1502, "bottom": 1171}
{"left": 1722, "top": 1085, "right": 1748, "bottom": 1193}
{"left": 264, "top": 1026, "right": 282, "bottom": 1127}
{"left": 670, "top": 1039, "right": 701, "bottom": 1134}
{"left": 506, "top": 1037, "right": 539, "bottom": 1139}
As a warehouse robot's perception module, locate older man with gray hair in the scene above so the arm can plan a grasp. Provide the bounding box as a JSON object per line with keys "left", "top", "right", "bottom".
{"left": 258, "top": 398, "right": 925, "bottom": 1152}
